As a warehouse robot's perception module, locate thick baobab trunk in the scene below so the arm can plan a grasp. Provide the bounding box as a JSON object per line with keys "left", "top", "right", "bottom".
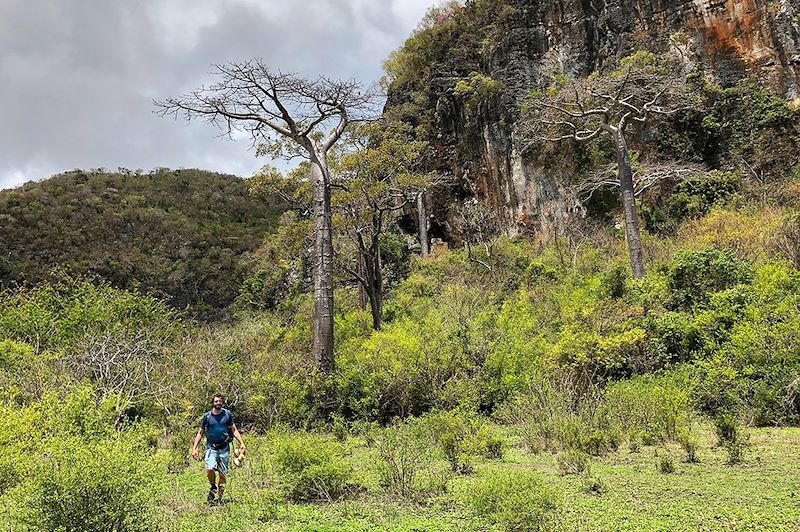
{"left": 615, "top": 129, "right": 645, "bottom": 279}
{"left": 417, "top": 190, "right": 429, "bottom": 257}
{"left": 310, "top": 149, "right": 335, "bottom": 372}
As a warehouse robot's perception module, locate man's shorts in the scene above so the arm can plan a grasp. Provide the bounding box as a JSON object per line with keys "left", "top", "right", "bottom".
{"left": 204, "top": 445, "right": 230, "bottom": 475}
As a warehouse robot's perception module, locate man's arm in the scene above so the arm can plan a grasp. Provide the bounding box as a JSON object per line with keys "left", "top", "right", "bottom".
{"left": 231, "top": 423, "right": 246, "bottom": 452}
{"left": 191, "top": 427, "right": 205, "bottom": 460}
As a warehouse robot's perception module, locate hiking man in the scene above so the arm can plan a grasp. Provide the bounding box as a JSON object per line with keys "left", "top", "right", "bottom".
{"left": 191, "top": 393, "right": 246, "bottom": 504}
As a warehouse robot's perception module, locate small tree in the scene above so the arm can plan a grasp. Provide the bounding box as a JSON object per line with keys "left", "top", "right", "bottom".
{"left": 155, "top": 60, "right": 375, "bottom": 373}
{"left": 453, "top": 197, "right": 502, "bottom": 271}
{"left": 521, "top": 51, "right": 693, "bottom": 278}
{"left": 333, "top": 121, "right": 430, "bottom": 329}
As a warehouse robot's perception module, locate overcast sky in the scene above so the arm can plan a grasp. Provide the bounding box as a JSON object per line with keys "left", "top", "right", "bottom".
{"left": 0, "top": 0, "right": 440, "bottom": 191}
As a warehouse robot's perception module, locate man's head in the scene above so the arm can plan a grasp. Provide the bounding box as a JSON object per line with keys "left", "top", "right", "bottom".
{"left": 212, "top": 393, "right": 225, "bottom": 411}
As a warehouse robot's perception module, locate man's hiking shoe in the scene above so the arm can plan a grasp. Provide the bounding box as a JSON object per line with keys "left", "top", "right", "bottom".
{"left": 207, "top": 486, "right": 217, "bottom": 504}
{"left": 217, "top": 486, "right": 226, "bottom": 505}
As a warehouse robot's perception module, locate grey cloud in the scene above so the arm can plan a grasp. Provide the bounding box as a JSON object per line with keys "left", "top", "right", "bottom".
{"left": 0, "top": 0, "right": 437, "bottom": 191}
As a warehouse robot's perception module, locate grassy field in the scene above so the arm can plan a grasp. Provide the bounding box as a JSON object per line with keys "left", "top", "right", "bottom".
{"left": 157, "top": 427, "right": 800, "bottom": 531}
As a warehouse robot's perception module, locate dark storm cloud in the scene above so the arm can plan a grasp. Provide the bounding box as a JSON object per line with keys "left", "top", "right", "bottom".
{"left": 0, "top": 0, "right": 436, "bottom": 190}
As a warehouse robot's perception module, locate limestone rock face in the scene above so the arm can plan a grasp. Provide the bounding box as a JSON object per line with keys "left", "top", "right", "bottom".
{"left": 400, "top": 0, "right": 800, "bottom": 239}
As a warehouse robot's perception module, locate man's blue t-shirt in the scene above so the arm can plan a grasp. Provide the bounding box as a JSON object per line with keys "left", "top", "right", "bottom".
{"left": 201, "top": 408, "right": 234, "bottom": 449}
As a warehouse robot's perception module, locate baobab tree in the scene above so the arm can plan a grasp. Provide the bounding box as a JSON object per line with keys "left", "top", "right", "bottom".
{"left": 250, "top": 121, "right": 429, "bottom": 331}
{"left": 520, "top": 51, "right": 693, "bottom": 278}
{"left": 155, "top": 60, "right": 375, "bottom": 373}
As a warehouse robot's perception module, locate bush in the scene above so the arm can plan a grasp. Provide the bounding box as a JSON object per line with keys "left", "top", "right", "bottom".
{"left": 366, "top": 418, "right": 441, "bottom": 499}
{"left": 0, "top": 339, "right": 57, "bottom": 406}
{"left": 582, "top": 475, "right": 606, "bottom": 496}
{"left": 165, "top": 423, "right": 195, "bottom": 473}
{"left": 11, "top": 435, "right": 158, "bottom": 532}
{"left": 505, "top": 379, "right": 587, "bottom": 453}
{"left": 417, "top": 410, "right": 480, "bottom": 473}
{"left": 658, "top": 454, "right": 676, "bottom": 474}
{"left": 646, "top": 311, "right": 702, "bottom": 364}
{"left": 556, "top": 449, "right": 591, "bottom": 476}
{"left": 474, "top": 423, "right": 506, "bottom": 459}
{"left": 269, "top": 431, "right": 356, "bottom": 502}
{"left": 601, "top": 371, "right": 696, "bottom": 443}
{"left": 678, "top": 432, "right": 700, "bottom": 463}
{"left": 455, "top": 470, "right": 562, "bottom": 532}
{"left": 665, "top": 248, "right": 753, "bottom": 310}
{"left": 713, "top": 413, "right": 750, "bottom": 465}
{"left": 666, "top": 171, "right": 740, "bottom": 225}
{"left": 714, "top": 413, "right": 739, "bottom": 445}
{"left": 0, "top": 275, "right": 179, "bottom": 353}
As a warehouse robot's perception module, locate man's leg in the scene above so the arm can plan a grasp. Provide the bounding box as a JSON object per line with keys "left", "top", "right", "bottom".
{"left": 206, "top": 469, "right": 218, "bottom": 503}
{"left": 217, "top": 447, "right": 230, "bottom": 504}
{"left": 217, "top": 472, "right": 226, "bottom": 503}
{"left": 204, "top": 448, "right": 219, "bottom": 503}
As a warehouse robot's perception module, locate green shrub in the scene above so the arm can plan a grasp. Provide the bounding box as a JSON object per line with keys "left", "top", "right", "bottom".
{"left": 699, "top": 78, "right": 800, "bottom": 186}
{"left": 366, "top": 418, "right": 440, "bottom": 499}
{"left": 524, "top": 261, "right": 559, "bottom": 284}
{"left": 165, "top": 423, "right": 194, "bottom": 473}
{"left": 581, "top": 475, "right": 606, "bottom": 496}
{"left": 0, "top": 275, "right": 179, "bottom": 353}
{"left": 0, "top": 339, "right": 49, "bottom": 403}
{"left": 658, "top": 453, "right": 676, "bottom": 474}
{"left": 456, "top": 470, "right": 562, "bottom": 532}
{"left": 714, "top": 413, "right": 739, "bottom": 445}
{"left": 678, "top": 432, "right": 700, "bottom": 463}
{"left": 505, "top": 379, "right": 587, "bottom": 453}
{"left": 601, "top": 370, "right": 696, "bottom": 443}
{"left": 11, "top": 435, "right": 158, "bottom": 532}
{"left": 600, "top": 264, "right": 627, "bottom": 299}
{"left": 641, "top": 431, "right": 658, "bottom": 446}
{"left": 474, "top": 423, "right": 506, "bottom": 459}
{"left": 646, "top": 311, "right": 702, "bottom": 364}
{"left": 269, "top": 431, "right": 356, "bottom": 502}
{"left": 666, "top": 171, "right": 741, "bottom": 225}
{"left": 723, "top": 439, "right": 748, "bottom": 465}
{"left": 578, "top": 428, "right": 619, "bottom": 456}
{"left": 557, "top": 449, "right": 591, "bottom": 476}
{"left": 628, "top": 436, "right": 641, "bottom": 453}
{"left": 713, "top": 413, "right": 750, "bottom": 464}
{"left": 418, "top": 410, "right": 480, "bottom": 473}
{"left": 665, "top": 248, "right": 753, "bottom": 310}
{"left": 241, "top": 369, "right": 316, "bottom": 430}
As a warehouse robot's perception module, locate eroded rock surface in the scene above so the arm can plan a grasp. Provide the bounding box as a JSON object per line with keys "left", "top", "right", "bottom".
{"left": 394, "top": 0, "right": 800, "bottom": 239}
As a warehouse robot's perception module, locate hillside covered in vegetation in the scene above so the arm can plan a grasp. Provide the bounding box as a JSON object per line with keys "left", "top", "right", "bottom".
{"left": 0, "top": 168, "right": 284, "bottom": 314}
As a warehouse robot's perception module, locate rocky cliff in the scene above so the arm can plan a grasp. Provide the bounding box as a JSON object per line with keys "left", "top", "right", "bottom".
{"left": 389, "top": 0, "right": 800, "bottom": 240}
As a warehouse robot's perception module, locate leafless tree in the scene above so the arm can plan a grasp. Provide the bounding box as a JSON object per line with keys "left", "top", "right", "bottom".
{"left": 453, "top": 197, "right": 502, "bottom": 271}
{"left": 69, "top": 328, "right": 174, "bottom": 422}
{"left": 155, "top": 60, "right": 376, "bottom": 373}
{"left": 520, "top": 52, "right": 695, "bottom": 278}
{"left": 576, "top": 161, "right": 706, "bottom": 205}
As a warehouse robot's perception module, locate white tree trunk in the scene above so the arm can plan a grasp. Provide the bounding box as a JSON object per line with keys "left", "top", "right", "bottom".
{"left": 615, "top": 129, "right": 645, "bottom": 279}
{"left": 310, "top": 147, "right": 335, "bottom": 372}
{"left": 417, "top": 190, "right": 429, "bottom": 257}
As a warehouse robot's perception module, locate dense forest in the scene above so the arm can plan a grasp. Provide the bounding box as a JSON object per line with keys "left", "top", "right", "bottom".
{"left": 2, "top": 0, "right": 800, "bottom": 529}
